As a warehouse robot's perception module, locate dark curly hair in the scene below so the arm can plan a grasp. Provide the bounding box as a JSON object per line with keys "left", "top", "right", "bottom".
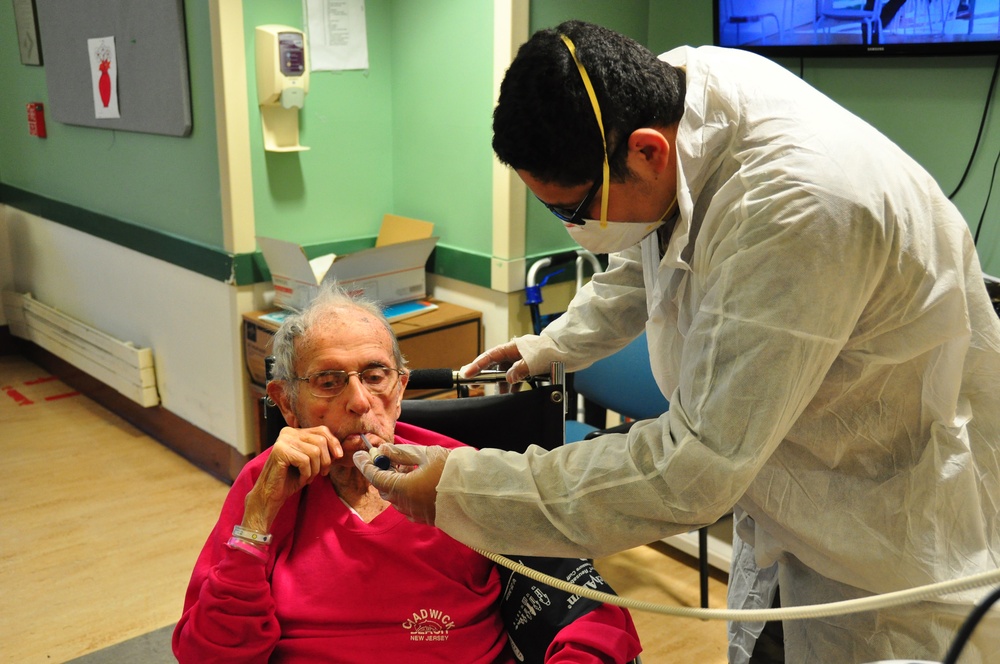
{"left": 492, "top": 20, "right": 685, "bottom": 187}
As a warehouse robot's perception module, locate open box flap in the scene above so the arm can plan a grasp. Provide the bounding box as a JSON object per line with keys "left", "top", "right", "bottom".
{"left": 324, "top": 237, "right": 438, "bottom": 282}
{"left": 257, "top": 236, "right": 329, "bottom": 285}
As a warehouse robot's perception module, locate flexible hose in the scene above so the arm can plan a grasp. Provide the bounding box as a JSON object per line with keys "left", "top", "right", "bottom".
{"left": 475, "top": 548, "right": 1000, "bottom": 622}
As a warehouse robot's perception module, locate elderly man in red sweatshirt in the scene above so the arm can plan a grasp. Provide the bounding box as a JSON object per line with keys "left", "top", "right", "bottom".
{"left": 173, "top": 282, "right": 642, "bottom": 664}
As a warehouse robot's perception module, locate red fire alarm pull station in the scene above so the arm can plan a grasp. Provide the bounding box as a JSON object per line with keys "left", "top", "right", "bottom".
{"left": 27, "top": 103, "right": 47, "bottom": 138}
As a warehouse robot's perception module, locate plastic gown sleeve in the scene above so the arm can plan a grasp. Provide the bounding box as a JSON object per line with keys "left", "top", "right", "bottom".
{"left": 513, "top": 248, "right": 650, "bottom": 377}
{"left": 434, "top": 184, "right": 884, "bottom": 560}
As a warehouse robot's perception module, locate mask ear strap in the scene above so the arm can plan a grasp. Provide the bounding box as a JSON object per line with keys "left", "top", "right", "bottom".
{"left": 560, "top": 34, "right": 610, "bottom": 229}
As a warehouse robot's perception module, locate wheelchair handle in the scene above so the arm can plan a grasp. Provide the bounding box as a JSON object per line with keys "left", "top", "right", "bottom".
{"left": 407, "top": 368, "right": 510, "bottom": 390}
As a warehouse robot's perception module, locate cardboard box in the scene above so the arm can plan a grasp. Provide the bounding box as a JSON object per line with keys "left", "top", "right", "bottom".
{"left": 258, "top": 214, "right": 437, "bottom": 311}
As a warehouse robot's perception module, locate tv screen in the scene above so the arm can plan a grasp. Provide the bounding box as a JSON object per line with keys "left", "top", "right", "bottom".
{"left": 714, "top": 1, "right": 1000, "bottom": 57}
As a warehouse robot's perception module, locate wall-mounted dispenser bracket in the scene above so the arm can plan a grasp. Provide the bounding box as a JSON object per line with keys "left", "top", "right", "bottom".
{"left": 255, "top": 25, "right": 310, "bottom": 152}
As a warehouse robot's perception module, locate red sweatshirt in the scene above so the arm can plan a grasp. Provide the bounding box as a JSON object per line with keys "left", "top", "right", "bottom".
{"left": 173, "top": 422, "right": 641, "bottom": 663}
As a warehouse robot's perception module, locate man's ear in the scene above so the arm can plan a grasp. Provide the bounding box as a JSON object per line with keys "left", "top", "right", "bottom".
{"left": 266, "top": 380, "right": 299, "bottom": 428}
{"left": 628, "top": 128, "right": 671, "bottom": 175}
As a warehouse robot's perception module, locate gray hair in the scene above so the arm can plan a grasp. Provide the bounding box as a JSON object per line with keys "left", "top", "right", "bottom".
{"left": 269, "top": 282, "right": 406, "bottom": 407}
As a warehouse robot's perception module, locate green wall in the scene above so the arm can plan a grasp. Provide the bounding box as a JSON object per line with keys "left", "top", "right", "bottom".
{"left": 389, "top": 1, "right": 496, "bottom": 255}
{"left": 246, "top": 0, "right": 498, "bottom": 250}
{"left": 2, "top": 0, "right": 999, "bottom": 283}
{"left": 244, "top": 1, "right": 396, "bottom": 246}
{"left": 0, "top": 0, "right": 223, "bottom": 249}
{"left": 245, "top": 0, "right": 496, "bottom": 283}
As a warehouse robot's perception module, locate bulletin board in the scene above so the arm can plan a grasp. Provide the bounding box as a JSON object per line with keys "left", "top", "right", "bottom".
{"left": 34, "top": 0, "right": 192, "bottom": 137}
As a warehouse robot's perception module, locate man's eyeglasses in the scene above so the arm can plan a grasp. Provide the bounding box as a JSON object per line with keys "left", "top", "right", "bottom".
{"left": 536, "top": 132, "right": 629, "bottom": 226}
{"left": 537, "top": 177, "right": 603, "bottom": 226}
{"left": 295, "top": 366, "right": 405, "bottom": 399}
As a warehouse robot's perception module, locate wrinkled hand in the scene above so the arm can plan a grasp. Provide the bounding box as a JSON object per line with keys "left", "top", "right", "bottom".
{"left": 353, "top": 443, "right": 450, "bottom": 525}
{"left": 460, "top": 340, "right": 530, "bottom": 384}
{"left": 245, "top": 425, "right": 341, "bottom": 532}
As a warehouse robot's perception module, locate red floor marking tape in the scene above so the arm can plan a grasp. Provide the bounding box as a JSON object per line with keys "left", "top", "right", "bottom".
{"left": 24, "top": 376, "right": 58, "bottom": 386}
{"left": 3, "top": 387, "right": 34, "bottom": 406}
{"left": 45, "top": 392, "right": 80, "bottom": 401}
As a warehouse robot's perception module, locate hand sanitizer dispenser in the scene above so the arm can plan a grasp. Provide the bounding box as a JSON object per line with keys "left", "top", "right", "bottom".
{"left": 255, "top": 25, "right": 310, "bottom": 152}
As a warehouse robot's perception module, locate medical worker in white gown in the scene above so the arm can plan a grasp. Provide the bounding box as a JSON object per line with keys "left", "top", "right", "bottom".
{"left": 357, "top": 20, "right": 1000, "bottom": 663}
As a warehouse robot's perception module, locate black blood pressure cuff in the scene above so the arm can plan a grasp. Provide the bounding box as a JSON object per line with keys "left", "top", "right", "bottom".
{"left": 498, "top": 556, "right": 616, "bottom": 664}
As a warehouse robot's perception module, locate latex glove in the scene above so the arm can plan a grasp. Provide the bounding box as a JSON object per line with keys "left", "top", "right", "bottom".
{"left": 460, "top": 340, "right": 531, "bottom": 384}
{"left": 353, "top": 443, "right": 450, "bottom": 525}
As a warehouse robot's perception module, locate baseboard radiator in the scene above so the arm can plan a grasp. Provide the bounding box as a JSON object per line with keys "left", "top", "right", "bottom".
{"left": 2, "top": 291, "right": 160, "bottom": 407}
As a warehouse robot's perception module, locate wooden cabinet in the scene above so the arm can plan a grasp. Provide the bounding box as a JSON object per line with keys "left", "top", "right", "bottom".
{"left": 391, "top": 301, "right": 482, "bottom": 398}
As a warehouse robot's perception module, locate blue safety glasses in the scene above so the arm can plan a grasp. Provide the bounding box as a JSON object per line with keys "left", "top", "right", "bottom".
{"left": 537, "top": 177, "right": 603, "bottom": 226}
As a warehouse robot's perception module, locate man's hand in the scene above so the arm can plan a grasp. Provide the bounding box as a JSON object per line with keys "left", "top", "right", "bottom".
{"left": 460, "top": 340, "right": 530, "bottom": 384}
{"left": 353, "top": 444, "right": 450, "bottom": 525}
{"left": 244, "top": 426, "right": 342, "bottom": 532}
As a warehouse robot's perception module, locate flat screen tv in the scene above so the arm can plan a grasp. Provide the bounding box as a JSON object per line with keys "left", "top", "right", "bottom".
{"left": 714, "top": 1, "right": 1000, "bottom": 57}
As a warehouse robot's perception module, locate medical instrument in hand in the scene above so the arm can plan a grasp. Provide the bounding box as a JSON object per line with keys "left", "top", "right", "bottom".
{"left": 360, "top": 433, "right": 390, "bottom": 471}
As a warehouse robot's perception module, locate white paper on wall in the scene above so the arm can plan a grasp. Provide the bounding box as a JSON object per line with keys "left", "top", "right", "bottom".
{"left": 304, "top": 0, "right": 369, "bottom": 71}
{"left": 88, "top": 36, "right": 121, "bottom": 119}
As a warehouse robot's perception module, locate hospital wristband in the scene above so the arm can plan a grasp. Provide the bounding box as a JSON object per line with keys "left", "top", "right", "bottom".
{"left": 232, "top": 525, "right": 272, "bottom": 545}
{"left": 226, "top": 536, "right": 269, "bottom": 562}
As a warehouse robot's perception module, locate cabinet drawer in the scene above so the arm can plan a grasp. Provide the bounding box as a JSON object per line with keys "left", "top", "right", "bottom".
{"left": 400, "top": 318, "right": 481, "bottom": 399}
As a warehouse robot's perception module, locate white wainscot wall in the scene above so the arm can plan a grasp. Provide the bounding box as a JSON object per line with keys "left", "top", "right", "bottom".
{"left": 3, "top": 206, "right": 248, "bottom": 449}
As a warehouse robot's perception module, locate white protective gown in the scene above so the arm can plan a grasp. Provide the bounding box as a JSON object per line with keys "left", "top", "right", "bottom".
{"left": 436, "top": 46, "right": 1000, "bottom": 662}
